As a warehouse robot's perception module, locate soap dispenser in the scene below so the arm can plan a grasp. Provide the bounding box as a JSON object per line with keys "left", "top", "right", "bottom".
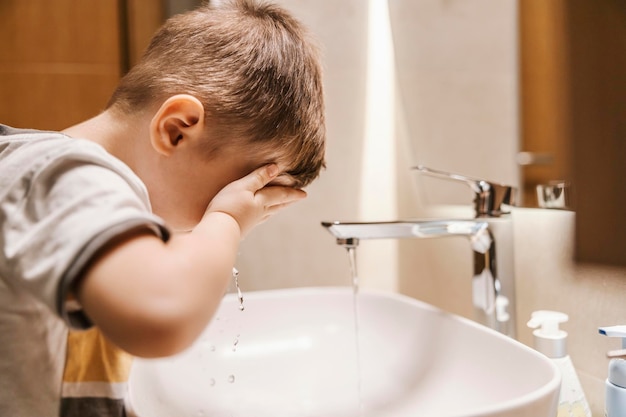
{"left": 527, "top": 310, "right": 591, "bottom": 417}
{"left": 598, "top": 325, "right": 626, "bottom": 416}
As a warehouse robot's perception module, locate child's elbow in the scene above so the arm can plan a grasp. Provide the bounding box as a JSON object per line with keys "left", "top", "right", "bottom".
{"left": 123, "top": 323, "right": 200, "bottom": 358}
{"left": 95, "top": 305, "right": 210, "bottom": 359}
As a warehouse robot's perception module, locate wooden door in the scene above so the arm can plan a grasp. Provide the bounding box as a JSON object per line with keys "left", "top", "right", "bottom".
{"left": 0, "top": 0, "right": 163, "bottom": 131}
{"left": 0, "top": 0, "right": 123, "bottom": 130}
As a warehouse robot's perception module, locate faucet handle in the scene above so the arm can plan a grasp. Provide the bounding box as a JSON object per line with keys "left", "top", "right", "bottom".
{"left": 413, "top": 165, "right": 517, "bottom": 218}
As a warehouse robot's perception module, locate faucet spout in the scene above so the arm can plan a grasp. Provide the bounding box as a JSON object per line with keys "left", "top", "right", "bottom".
{"left": 322, "top": 220, "right": 510, "bottom": 336}
{"left": 322, "top": 220, "right": 492, "bottom": 253}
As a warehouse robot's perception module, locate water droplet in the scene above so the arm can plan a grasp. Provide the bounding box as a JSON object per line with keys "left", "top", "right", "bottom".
{"left": 210, "top": 345, "right": 216, "bottom": 352}
{"left": 209, "top": 378, "right": 216, "bottom": 386}
{"left": 233, "top": 267, "right": 245, "bottom": 311}
{"left": 228, "top": 375, "right": 235, "bottom": 383}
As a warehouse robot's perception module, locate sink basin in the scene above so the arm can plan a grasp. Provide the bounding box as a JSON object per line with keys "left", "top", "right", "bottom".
{"left": 128, "top": 287, "right": 560, "bottom": 417}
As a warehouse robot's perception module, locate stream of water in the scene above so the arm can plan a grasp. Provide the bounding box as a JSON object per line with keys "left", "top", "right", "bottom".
{"left": 346, "top": 246, "right": 365, "bottom": 416}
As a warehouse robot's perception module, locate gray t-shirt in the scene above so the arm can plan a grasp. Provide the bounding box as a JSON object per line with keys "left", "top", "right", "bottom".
{"left": 0, "top": 125, "right": 169, "bottom": 416}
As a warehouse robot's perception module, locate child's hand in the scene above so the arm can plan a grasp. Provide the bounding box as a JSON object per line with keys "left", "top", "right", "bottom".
{"left": 204, "top": 164, "right": 306, "bottom": 237}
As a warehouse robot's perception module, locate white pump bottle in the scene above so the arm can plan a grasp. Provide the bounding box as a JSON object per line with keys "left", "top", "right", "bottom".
{"left": 527, "top": 310, "right": 591, "bottom": 417}
{"left": 599, "top": 325, "right": 626, "bottom": 417}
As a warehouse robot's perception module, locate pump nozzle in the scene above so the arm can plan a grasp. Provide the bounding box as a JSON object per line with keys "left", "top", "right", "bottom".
{"left": 600, "top": 326, "right": 626, "bottom": 361}
{"left": 528, "top": 310, "right": 568, "bottom": 335}
{"left": 527, "top": 310, "right": 568, "bottom": 359}
{"left": 600, "top": 326, "right": 626, "bottom": 349}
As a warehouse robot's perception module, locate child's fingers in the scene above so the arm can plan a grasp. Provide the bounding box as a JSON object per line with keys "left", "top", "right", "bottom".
{"left": 258, "top": 186, "right": 307, "bottom": 208}
{"left": 256, "top": 199, "right": 304, "bottom": 224}
{"left": 248, "top": 164, "right": 280, "bottom": 191}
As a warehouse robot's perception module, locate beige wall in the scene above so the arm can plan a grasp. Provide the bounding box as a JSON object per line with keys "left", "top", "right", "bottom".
{"left": 234, "top": 0, "right": 369, "bottom": 291}
{"left": 234, "top": 1, "right": 625, "bottom": 416}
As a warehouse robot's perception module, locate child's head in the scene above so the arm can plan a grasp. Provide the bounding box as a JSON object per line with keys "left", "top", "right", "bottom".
{"left": 107, "top": 0, "right": 326, "bottom": 188}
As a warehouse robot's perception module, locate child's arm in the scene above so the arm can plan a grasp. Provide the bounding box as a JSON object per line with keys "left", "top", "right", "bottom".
{"left": 75, "top": 164, "right": 305, "bottom": 358}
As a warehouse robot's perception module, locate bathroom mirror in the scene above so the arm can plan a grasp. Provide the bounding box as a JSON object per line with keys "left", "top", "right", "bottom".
{"left": 516, "top": 0, "right": 626, "bottom": 266}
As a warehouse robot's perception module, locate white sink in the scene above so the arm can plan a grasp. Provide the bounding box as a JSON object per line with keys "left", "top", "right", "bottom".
{"left": 128, "top": 287, "right": 560, "bottom": 417}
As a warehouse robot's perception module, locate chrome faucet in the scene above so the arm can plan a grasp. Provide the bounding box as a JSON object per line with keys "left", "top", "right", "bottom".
{"left": 322, "top": 167, "right": 517, "bottom": 337}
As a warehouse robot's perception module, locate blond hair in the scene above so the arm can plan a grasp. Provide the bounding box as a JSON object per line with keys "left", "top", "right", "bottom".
{"left": 108, "top": 0, "right": 326, "bottom": 187}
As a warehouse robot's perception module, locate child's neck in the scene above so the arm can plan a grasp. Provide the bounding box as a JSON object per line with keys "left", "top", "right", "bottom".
{"left": 62, "top": 110, "right": 150, "bottom": 172}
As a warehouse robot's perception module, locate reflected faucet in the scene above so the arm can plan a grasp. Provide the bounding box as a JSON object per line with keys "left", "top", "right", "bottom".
{"left": 322, "top": 166, "right": 517, "bottom": 338}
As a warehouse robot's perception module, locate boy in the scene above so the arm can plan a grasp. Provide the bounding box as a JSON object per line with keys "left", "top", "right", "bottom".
{"left": 0, "top": 1, "right": 325, "bottom": 416}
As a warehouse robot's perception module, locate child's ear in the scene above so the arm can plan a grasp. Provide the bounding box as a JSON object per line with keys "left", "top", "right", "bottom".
{"left": 149, "top": 94, "right": 205, "bottom": 156}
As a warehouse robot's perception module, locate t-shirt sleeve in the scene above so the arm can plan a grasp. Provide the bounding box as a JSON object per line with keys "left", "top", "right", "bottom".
{"left": 0, "top": 159, "right": 170, "bottom": 330}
